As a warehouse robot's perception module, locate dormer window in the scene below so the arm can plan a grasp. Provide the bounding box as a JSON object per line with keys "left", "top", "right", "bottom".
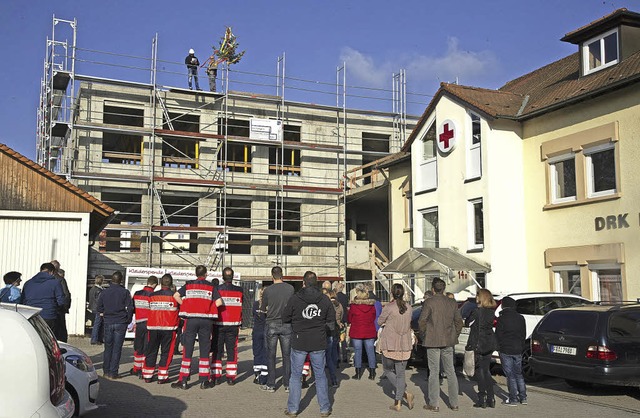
{"left": 582, "top": 28, "right": 619, "bottom": 75}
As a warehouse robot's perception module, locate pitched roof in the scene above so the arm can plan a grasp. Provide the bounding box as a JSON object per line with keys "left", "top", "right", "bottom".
{"left": 0, "top": 143, "right": 115, "bottom": 217}
{"left": 561, "top": 8, "right": 640, "bottom": 44}
{"left": 401, "top": 8, "right": 640, "bottom": 152}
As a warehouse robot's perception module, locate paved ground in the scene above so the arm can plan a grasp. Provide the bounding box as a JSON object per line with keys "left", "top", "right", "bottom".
{"left": 71, "top": 333, "right": 640, "bottom": 417}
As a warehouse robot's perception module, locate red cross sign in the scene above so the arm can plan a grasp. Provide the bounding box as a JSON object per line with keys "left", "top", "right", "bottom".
{"left": 437, "top": 119, "right": 457, "bottom": 154}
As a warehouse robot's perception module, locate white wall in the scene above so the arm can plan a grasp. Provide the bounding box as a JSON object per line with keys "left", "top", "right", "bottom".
{"left": 409, "top": 96, "right": 528, "bottom": 294}
{"left": 0, "top": 211, "right": 90, "bottom": 336}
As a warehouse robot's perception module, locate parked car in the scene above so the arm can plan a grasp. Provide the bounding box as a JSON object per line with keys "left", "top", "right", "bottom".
{"left": 0, "top": 302, "right": 75, "bottom": 418}
{"left": 456, "top": 292, "right": 591, "bottom": 380}
{"left": 60, "top": 341, "right": 100, "bottom": 416}
{"left": 530, "top": 303, "right": 640, "bottom": 388}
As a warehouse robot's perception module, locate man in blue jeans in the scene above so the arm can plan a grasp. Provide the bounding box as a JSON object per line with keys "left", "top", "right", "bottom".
{"left": 282, "top": 271, "right": 335, "bottom": 417}
{"left": 496, "top": 296, "right": 527, "bottom": 405}
{"left": 97, "top": 270, "right": 134, "bottom": 379}
{"left": 260, "top": 266, "right": 294, "bottom": 392}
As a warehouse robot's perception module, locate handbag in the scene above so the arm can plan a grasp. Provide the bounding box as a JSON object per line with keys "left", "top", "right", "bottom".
{"left": 463, "top": 350, "right": 475, "bottom": 377}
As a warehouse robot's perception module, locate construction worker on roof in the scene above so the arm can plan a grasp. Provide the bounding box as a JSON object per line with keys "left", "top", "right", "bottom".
{"left": 185, "top": 49, "right": 201, "bottom": 91}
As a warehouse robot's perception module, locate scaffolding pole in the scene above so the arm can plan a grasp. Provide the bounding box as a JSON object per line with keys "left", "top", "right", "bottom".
{"left": 39, "top": 16, "right": 412, "bottom": 278}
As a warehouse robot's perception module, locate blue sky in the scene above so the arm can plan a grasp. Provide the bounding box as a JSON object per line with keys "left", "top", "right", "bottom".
{"left": 0, "top": 0, "right": 622, "bottom": 159}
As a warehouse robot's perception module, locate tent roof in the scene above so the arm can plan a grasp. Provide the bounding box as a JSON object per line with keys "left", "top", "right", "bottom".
{"left": 381, "top": 248, "right": 490, "bottom": 294}
{"left": 382, "top": 248, "right": 491, "bottom": 274}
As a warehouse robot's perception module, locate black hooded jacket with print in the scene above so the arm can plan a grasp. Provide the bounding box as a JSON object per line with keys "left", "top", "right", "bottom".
{"left": 283, "top": 286, "right": 336, "bottom": 352}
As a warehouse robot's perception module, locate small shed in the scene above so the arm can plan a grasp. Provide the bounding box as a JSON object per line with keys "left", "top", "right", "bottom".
{"left": 0, "top": 143, "right": 115, "bottom": 336}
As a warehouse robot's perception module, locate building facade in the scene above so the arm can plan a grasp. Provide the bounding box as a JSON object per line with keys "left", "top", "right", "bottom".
{"left": 37, "top": 18, "right": 416, "bottom": 282}
{"left": 401, "top": 8, "right": 640, "bottom": 301}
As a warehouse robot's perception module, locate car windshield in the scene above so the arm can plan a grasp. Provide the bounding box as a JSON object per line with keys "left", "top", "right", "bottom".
{"left": 537, "top": 311, "right": 598, "bottom": 337}
{"left": 608, "top": 310, "right": 640, "bottom": 338}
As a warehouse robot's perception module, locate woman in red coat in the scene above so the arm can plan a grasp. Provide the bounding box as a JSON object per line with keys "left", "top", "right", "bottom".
{"left": 348, "top": 288, "right": 377, "bottom": 380}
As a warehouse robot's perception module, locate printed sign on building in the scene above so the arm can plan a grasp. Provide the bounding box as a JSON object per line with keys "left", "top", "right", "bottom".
{"left": 250, "top": 118, "right": 283, "bottom": 141}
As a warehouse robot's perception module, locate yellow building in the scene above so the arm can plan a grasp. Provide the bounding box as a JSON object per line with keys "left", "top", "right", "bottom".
{"left": 400, "top": 8, "right": 640, "bottom": 301}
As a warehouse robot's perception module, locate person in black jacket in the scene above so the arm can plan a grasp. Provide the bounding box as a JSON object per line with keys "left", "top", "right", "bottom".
{"left": 185, "top": 49, "right": 201, "bottom": 90}
{"left": 97, "top": 271, "right": 134, "bottom": 379}
{"left": 466, "top": 288, "right": 498, "bottom": 408}
{"left": 282, "top": 271, "right": 335, "bottom": 417}
{"left": 495, "top": 296, "right": 527, "bottom": 406}
{"left": 89, "top": 274, "right": 105, "bottom": 344}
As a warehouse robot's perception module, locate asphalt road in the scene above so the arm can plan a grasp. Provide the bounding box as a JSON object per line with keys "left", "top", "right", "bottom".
{"left": 70, "top": 334, "right": 640, "bottom": 417}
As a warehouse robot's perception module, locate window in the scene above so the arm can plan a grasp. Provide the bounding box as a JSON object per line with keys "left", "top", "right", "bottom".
{"left": 160, "top": 195, "right": 199, "bottom": 253}
{"left": 582, "top": 28, "right": 618, "bottom": 75}
{"left": 269, "top": 125, "right": 301, "bottom": 176}
{"left": 591, "top": 266, "right": 623, "bottom": 303}
{"left": 418, "top": 122, "right": 438, "bottom": 191}
{"left": 538, "top": 311, "right": 598, "bottom": 337}
{"left": 421, "top": 208, "right": 438, "bottom": 248}
{"left": 609, "top": 312, "right": 640, "bottom": 338}
{"left": 422, "top": 123, "right": 437, "bottom": 161}
{"left": 269, "top": 201, "right": 301, "bottom": 255}
{"left": 219, "top": 199, "right": 251, "bottom": 254}
{"left": 361, "top": 132, "right": 390, "bottom": 185}
{"left": 553, "top": 267, "right": 582, "bottom": 296}
{"left": 549, "top": 153, "right": 577, "bottom": 203}
{"left": 474, "top": 272, "right": 486, "bottom": 289}
{"left": 467, "top": 112, "right": 482, "bottom": 179}
{"left": 102, "top": 105, "right": 144, "bottom": 164}
{"left": 162, "top": 112, "right": 199, "bottom": 168}
{"left": 468, "top": 199, "right": 484, "bottom": 250}
{"left": 219, "top": 119, "right": 252, "bottom": 173}
{"left": 402, "top": 181, "right": 412, "bottom": 230}
{"left": 541, "top": 122, "right": 619, "bottom": 208}
{"left": 585, "top": 144, "right": 616, "bottom": 197}
{"left": 99, "top": 192, "right": 143, "bottom": 252}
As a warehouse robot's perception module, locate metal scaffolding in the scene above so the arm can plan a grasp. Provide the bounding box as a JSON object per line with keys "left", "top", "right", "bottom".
{"left": 35, "top": 16, "right": 415, "bottom": 280}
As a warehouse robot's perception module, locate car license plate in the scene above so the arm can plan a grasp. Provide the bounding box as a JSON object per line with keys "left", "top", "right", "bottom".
{"left": 550, "top": 345, "right": 576, "bottom": 355}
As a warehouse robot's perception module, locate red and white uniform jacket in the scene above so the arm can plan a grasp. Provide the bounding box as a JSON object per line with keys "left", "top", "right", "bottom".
{"left": 133, "top": 286, "right": 155, "bottom": 323}
{"left": 147, "top": 287, "right": 180, "bottom": 331}
{"left": 214, "top": 282, "right": 243, "bottom": 326}
{"left": 178, "top": 277, "right": 221, "bottom": 319}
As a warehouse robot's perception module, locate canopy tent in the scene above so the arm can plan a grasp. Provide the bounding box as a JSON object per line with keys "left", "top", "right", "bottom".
{"left": 381, "top": 247, "right": 491, "bottom": 294}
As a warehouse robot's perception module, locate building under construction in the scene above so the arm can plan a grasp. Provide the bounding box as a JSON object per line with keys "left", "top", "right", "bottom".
{"left": 37, "top": 17, "right": 419, "bottom": 282}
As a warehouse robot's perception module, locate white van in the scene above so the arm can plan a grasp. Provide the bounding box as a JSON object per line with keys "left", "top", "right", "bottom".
{"left": 0, "top": 303, "right": 75, "bottom": 418}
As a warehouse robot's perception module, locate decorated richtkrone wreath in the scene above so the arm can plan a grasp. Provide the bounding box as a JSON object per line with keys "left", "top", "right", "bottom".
{"left": 213, "top": 26, "right": 246, "bottom": 65}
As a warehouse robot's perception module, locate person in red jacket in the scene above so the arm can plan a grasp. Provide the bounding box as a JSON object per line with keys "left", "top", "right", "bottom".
{"left": 348, "top": 287, "right": 378, "bottom": 380}
{"left": 211, "top": 267, "right": 244, "bottom": 384}
{"left": 171, "top": 265, "right": 223, "bottom": 390}
{"left": 130, "top": 275, "right": 158, "bottom": 377}
{"left": 142, "top": 274, "right": 180, "bottom": 383}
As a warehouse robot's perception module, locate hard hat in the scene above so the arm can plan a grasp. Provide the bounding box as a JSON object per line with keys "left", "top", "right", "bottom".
{"left": 189, "top": 49, "right": 195, "bottom": 54}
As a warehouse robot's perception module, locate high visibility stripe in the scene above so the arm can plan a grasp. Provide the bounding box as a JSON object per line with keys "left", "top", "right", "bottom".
{"left": 179, "top": 359, "right": 192, "bottom": 379}
{"left": 212, "top": 321, "right": 242, "bottom": 326}
{"left": 142, "top": 366, "right": 155, "bottom": 379}
{"left": 180, "top": 313, "right": 218, "bottom": 318}
{"left": 135, "top": 318, "right": 149, "bottom": 323}
{"left": 146, "top": 325, "right": 178, "bottom": 330}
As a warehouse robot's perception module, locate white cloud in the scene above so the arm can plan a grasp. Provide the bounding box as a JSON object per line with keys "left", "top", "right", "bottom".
{"left": 340, "top": 38, "right": 499, "bottom": 91}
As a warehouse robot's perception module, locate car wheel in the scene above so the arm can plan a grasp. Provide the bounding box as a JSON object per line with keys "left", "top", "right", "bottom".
{"left": 66, "top": 383, "right": 80, "bottom": 417}
{"left": 522, "top": 345, "right": 543, "bottom": 382}
{"left": 565, "top": 379, "right": 593, "bottom": 389}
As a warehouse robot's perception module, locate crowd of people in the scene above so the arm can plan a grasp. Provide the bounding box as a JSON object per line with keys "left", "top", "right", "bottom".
{"left": 1, "top": 260, "right": 71, "bottom": 342}
{"left": 3, "top": 263, "right": 529, "bottom": 416}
